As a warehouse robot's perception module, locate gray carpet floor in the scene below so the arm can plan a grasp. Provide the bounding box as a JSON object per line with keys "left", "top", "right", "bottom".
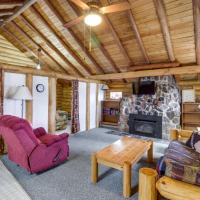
{"left": 1, "top": 128, "right": 167, "bottom": 200}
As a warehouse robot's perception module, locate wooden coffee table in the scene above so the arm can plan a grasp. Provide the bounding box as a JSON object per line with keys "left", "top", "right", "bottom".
{"left": 91, "top": 136, "right": 153, "bottom": 198}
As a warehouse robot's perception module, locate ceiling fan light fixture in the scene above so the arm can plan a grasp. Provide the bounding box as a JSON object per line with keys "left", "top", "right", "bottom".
{"left": 84, "top": 12, "right": 102, "bottom": 27}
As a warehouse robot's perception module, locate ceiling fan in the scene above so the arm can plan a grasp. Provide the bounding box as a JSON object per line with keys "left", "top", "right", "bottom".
{"left": 65, "top": 0, "right": 131, "bottom": 28}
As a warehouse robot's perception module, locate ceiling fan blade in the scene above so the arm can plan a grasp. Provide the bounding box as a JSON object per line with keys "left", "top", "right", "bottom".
{"left": 69, "top": 0, "right": 90, "bottom": 10}
{"left": 100, "top": 2, "right": 131, "bottom": 14}
{"left": 64, "top": 15, "right": 85, "bottom": 28}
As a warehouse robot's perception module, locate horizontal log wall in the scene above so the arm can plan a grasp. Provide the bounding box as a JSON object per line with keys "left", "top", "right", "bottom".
{"left": 105, "top": 82, "right": 132, "bottom": 100}
{"left": 56, "top": 82, "right": 72, "bottom": 114}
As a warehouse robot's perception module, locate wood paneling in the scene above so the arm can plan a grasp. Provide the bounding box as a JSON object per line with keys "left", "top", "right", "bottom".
{"left": 0, "top": 0, "right": 198, "bottom": 82}
{"left": 0, "top": 34, "right": 35, "bottom": 67}
{"left": 105, "top": 82, "right": 132, "bottom": 100}
{"left": 48, "top": 77, "right": 56, "bottom": 133}
{"left": 90, "top": 65, "right": 200, "bottom": 80}
{"left": 26, "top": 74, "right": 32, "bottom": 123}
{"left": 56, "top": 81, "right": 72, "bottom": 114}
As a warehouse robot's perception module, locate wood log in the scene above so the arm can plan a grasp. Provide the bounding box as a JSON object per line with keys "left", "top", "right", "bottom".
{"left": 86, "top": 82, "right": 90, "bottom": 130}
{"left": 170, "top": 129, "right": 178, "bottom": 140}
{"left": 48, "top": 77, "right": 56, "bottom": 133}
{"left": 130, "top": 62, "right": 180, "bottom": 71}
{"left": 156, "top": 176, "right": 200, "bottom": 200}
{"left": 89, "top": 66, "right": 200, "bottom": 80}
{"left": 26, "top": 74, "right": 32, "bottom": 123}
{"left": 1, "top": 0, "right": 38, "bottom": 26}
{"left": 123, "top": 161, "right": 132, "bottom": 198}
{"left": 0, "top": 64, "right": 102, "bottom": 83}
{"left": 91, "top": 154, "right": 98, "bottom": 183}
{"left": 138, "top": 168, "right": 158, "bottom": 200}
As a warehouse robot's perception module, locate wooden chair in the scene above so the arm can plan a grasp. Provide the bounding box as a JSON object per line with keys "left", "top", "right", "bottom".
{"left": 138, "top": 129, "right": 200, "bottom": 200}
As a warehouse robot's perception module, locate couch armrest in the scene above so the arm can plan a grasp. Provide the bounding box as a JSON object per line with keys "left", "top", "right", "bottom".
{"left": 33, "top": 127, "right": 47, "bottom": 138}
{"left": 39, "top": 133, "right": 68, "bottom": 147}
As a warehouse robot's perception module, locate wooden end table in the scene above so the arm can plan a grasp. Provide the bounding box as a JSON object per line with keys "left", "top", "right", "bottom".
{"left": 91, "top": 136, "right": 153, "bottom": 198}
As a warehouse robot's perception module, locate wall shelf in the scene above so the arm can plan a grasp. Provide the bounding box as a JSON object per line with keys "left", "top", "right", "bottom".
{"left": 182, "top": 103, "right": 200, "bottom": 130}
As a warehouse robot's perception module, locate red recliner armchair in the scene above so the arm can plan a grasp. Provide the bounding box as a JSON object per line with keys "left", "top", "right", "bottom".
{"left": 0, "top": 115, "right": 69, "bottom": 173}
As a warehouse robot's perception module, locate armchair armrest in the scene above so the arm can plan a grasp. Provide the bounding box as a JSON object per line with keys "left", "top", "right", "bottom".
{"left": 39, "top": 133, "right": 69, "bottom": 147}
{"left": 33, "top": 127, "right": 47, "bottom": 138}
{"left": 170, "top": 129, "right": 193, "bottom": 143}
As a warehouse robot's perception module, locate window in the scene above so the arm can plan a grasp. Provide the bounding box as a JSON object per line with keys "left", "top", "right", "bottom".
{"left": 110, "top": 92, "right": 122, "bottom": 100}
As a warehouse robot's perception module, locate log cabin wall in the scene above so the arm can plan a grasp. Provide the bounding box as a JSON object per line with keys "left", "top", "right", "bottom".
{"left": 56, "top": 81, "right": 72, "bottom": 114}
{"left": 0, "top": 34, "right": 35, "bottom": 67}
{"left": 105, "top": 82, "right": 133, "bottom": 100}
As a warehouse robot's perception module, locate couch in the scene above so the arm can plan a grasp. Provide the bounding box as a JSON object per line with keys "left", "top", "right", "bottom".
{"left": 56, "top": 110, "right": 69, "bottom": 131}
{"left": 156, "top": 129, "right": 200, "bottom": 200}
{"left": 0, "top": 115, "right": 69, "bottom": 173}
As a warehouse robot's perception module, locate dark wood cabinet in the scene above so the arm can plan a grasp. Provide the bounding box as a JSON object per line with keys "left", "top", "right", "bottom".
{"left": 101, "top": 100, "right": 120, "bottom": 126}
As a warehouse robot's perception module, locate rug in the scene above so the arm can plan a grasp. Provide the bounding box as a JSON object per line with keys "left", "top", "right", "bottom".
{"left": 1, "top": 128, "right": 166, "bottom": 200}
{"left": 105, "top": 130, "right": 170, "bottom": 144}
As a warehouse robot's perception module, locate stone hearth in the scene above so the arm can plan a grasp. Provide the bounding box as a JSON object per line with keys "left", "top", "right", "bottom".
{"left": 119, "top": 76, "right": 181, "bottom": 140}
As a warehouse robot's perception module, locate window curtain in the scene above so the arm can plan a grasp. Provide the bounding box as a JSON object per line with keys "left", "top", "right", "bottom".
{"left": 0, "top": 69, "right": 4, "bottom": 154}
{"left": 0, "top": 69, "right": 3, "bottom": 115}
{"left": 71, "top": 80, "right": 80, "bottom": 134}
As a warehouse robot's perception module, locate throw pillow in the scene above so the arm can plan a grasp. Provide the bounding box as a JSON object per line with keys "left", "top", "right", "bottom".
{"left": 165, "top": 158, "right": 200, "bottom": 186}
{"left": 186, "top": 130, "right": 200, "bottom": 153}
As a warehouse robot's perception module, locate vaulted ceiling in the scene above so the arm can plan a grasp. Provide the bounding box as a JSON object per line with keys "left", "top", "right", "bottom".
{"left": 0, "top": 0, "right": 198, "bottom": 81}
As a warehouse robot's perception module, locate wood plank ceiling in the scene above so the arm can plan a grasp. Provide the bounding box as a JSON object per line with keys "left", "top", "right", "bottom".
{"left": 0, "top": 0, "right": 198, "bottom": 81}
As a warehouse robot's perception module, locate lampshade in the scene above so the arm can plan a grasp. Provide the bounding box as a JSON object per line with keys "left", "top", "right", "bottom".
{"left": 12, "top": 86, "right": 32, "bottom": 100}
{"left": 101, "top": 84, "right": 109, "bottom": 90}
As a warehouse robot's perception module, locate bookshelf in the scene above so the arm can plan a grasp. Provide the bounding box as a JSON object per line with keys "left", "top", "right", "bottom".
{"left": 182, "top": 102, "right": 200, "bottom": 130}
{"left": 101, "top": 100, "right": 120, "bottom": 126}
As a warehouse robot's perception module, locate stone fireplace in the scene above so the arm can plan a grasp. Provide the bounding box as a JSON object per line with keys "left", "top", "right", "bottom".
{"left": 128, "top": 114, "right": 162, "bottom": 138}
{"left": 119, "top": 76, "right": 181, "bottom": 140}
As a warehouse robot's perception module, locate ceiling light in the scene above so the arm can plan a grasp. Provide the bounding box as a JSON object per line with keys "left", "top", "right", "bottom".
{"left": 84, "top": 12, "right": 102, "bottom": 27}
{"left": 36, "top": 48, "right": 41, "bottom": 70}
{"left": 36, "top": 63, "right": 41, "bottom": 70}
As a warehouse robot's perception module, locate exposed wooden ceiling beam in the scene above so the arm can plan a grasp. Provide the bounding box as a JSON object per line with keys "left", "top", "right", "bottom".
{"left": 31, "top": 5, "right": 92, "bottom": 77}
{"left": 0, "top": 10, "right": 14, "bottom": 17}
{"left": 153, "top": 0, "right": 175, "bottom": 62}
{"left": 0, "top": 0, "right": 23, "bottom": 7}
{"left": 9, "top": 21, "right": 67, "bottom": 73}
{"left": 18, "top": 14, "right": 82, "bottom": 77}
{"left": 103, "top": 15, "right": 132, "bottom": 66}
{"left": 127, "top": 10, "right": 150, "bottom": 64}
{"left": 0, "top": 64, "right": 102, "bottom": 83}
{"left": 193, "top": 0, "right": 200, "bottom": 65}
{"left": 130, "top": 62, "right": 180, "bottom": 71}
{"left": 89, "top": 65, "right": 200, "bottom": 80}
{"left": 43, "top": 0, "right": 105, "bottom": 75}
{"left": 101, "top": 0, "right": 132, "bottom": 66}
{"left": 1, "top": 0, "right": 38, "bottom": 26}
{"left": 66, "top": 1, "right": 121, "bottom": 74}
